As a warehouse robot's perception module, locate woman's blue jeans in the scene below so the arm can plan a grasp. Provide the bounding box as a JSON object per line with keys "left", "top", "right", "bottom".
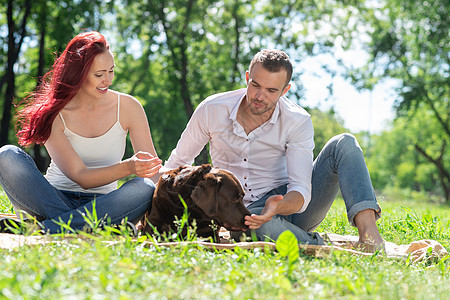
{"left": 0, "top": 145, "right": 155, "bottom": 234}
{"left": 233, "top": 133, "right": 382, "bottom": 245}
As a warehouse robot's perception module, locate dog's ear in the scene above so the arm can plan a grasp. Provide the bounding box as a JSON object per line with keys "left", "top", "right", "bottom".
{"left": 175, "top": 164, "right": 212, "bottom": 184}
{"left": 191, "top": 164, "right": 213, "bottom": 180}
{"left": 191, "top": 175, "right": 220, "bottom": 217}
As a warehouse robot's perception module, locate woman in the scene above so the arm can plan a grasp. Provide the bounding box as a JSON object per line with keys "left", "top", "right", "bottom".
{"left": 0, "top": 31, "right": 162, "bottom": 234}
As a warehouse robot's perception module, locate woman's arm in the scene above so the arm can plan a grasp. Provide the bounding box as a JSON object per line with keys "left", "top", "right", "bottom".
{"left": 44, "top": 97, "right": 161, "bottom": 189}
{"left": 121, "top": 94, "right": 159, "bottom": 156}
{"left": 120, "top": 94, "right": 162, "bottom": 182}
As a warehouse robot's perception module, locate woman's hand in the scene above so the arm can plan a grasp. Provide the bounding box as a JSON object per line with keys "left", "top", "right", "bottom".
{"left": 128, "top": 151, "right": 162, "bottom": 178}
{"left": 244, "top": 195, "right": 284, "bottom": 229}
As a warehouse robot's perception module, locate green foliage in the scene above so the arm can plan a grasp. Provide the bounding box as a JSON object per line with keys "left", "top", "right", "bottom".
{"left": 1, "top": 0, "right": 448, "bottom": 199}
{"left": 275, "top": 230, "right": 299, "bottom": 278}
{"left": 110, "top": 0, "right": 263, "bottom": 160}
{"left": 316, "top": 196, "right": 450, "bottom": 254}
{"left": 310, "top": 108, "right": 347, "bottom": 158}
{"left": 167, "top": 194, "right": 203, "bottom": 242}
{"left": 0, "top": 189, "right": 13, "bottom": 214}
{"left": 402, "top": 207, "right": 445, "bottom": 241}
{"left": 367, "top": 106, "right": 449, "bottom": 199}
{"left": 0, "top": 189, "right": 449, "bottom": 299}
{"left": 340, "top": 0, "right": 450, "bottom": 201}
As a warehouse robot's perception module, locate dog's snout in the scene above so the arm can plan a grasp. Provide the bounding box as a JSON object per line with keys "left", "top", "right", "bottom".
{"left": 240, "top": 214, "right": 250, "bottom": 230}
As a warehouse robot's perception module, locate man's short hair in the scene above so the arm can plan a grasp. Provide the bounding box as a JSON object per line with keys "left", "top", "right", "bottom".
{"left": 249, "top": 49, "right": 293, "bottom": 86}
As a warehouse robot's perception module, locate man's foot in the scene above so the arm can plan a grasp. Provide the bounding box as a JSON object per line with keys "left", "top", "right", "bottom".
{"left": 358, "top": 225, "right": 384, "bottom": 245}
{"left": 354, "top": 241, "right": 385, "bottom": 253}
{"left": 354, "top": 209, "right": 384, "bottom": 246}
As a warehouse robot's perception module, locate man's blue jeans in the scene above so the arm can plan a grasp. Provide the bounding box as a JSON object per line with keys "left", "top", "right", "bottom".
{"left": 233, "top": 133, "right": 382, "bottom": 245}
{"left": 0, "top": 145, "right": 155, "bottom": 234}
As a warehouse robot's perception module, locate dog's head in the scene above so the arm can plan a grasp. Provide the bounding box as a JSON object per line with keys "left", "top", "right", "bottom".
{"left": 190, "top": 166, "right": 250, "bottom": 232}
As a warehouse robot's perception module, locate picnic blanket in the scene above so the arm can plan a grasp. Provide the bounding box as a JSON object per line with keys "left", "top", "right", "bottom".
{"left": 0, "top": 213, "right": 447, "bottom": 263}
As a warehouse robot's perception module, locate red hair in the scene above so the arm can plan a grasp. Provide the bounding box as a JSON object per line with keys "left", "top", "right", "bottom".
{"left": 16, "top": 31, "right": 110, "bottom": 147}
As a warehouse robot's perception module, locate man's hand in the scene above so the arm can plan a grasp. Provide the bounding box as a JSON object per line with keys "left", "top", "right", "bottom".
{"left": 244, "top": 195, "right": 284, "bottom": 229}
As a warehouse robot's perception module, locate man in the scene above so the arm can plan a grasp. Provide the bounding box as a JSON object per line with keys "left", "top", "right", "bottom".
{"left": 163, "top": 49, "right": 383, "bottom": 246}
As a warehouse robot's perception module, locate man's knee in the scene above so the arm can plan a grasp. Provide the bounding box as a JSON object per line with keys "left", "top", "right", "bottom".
{"left": 335, "top": 133, "right": 361, "bottom": 151}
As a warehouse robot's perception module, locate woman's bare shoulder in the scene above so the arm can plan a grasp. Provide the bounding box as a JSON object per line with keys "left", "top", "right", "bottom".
{"left": 110, "top": 90, "right": 141, "bottom": 105}
{"left": 51, "top": 112, "right": 65, "bottom": 131}
{"left": 114, "top": 91, "right": 147, "bottom": 128}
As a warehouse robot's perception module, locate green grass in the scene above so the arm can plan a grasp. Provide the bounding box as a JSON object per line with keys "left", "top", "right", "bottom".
{"left": 0, "top": 188, "right": 449, "bottom": 299}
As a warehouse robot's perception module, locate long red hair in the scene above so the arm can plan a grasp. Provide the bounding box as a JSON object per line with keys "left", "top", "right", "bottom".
{"left": 16, "top": 31, "right": 110, "bottom": 147}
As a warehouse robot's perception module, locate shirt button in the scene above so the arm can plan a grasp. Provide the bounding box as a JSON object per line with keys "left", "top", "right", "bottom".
{"left": 244, "top": 158, "right": 247, "bottom": 161}
{"left": 246, "top": 139, "right": 250, "bottom": 141}
{"left": 249, "top": 189, "right": 252, "bottom": 191}
{"left": 244, "top": 176, "right": 247, "bottom": 179}
{"left": 244, "top": 183, "right": 247, "bottom": 187}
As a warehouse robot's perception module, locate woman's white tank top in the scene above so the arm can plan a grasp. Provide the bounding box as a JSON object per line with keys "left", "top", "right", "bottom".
{"left": 45, "top": 93, "right": 128, "bottom": 194}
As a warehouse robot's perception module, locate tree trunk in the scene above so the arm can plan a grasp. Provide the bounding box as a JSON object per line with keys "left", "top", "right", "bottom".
{"left": 231, "top": 0, "right": 241, "bottom": 86}
{"left": 157, "top": 0, "right": 209, "bottom": 164}
{"left": 1, "top": 0, "right": 16, "bottom": 146}
{"left": 33, "top": 1, "right": 50, "bottom": 172}
{"left": 415, "top": 144, "right": 450, "bottom": 202}
{"left": 0, "top": 0, "right": 32, "bottom": 146}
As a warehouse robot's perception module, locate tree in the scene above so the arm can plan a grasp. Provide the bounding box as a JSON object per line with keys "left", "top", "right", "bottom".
{"left": 114, "top": 0, "right": 259, "bottom": 161}
{"left": 309, "top": 108, "right": 347, "bottom": 159}
{"left": 367, "top": 111, "right": 447, "bottom": 196}
{"left": 31, "top": 0, "right": 49, "bottom": 171}
{"left": 1, "top": 0, "right": 111, "bottom": 167}
{"left": 339, "top": 0, "right": 449, "bottom": 201}
{"left": 0, "top": 0, "right": 32, "bottom": 146}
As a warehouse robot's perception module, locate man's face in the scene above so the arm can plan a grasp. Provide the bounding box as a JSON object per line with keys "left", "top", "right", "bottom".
{"left": 245, "top": 63, "right": 291, "bottom": 118}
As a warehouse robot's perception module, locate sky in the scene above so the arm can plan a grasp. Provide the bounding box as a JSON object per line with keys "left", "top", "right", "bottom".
{"left": 300, "top": 69, "right": 397, "bottom": 134}
{"left": 293, "top": 51, "right": 398, "bottom": 134}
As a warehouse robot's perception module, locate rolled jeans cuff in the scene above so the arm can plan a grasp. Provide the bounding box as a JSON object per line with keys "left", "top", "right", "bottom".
{"left": 347, "top": 200, "right": 382, "bottom": 227}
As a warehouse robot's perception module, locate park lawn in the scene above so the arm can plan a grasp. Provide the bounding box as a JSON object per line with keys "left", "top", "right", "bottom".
{"left": 0, "top": 187, "right": 449, "bottom": 299}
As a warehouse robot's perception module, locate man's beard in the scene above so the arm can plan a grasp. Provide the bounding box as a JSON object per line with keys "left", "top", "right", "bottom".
{"left": 248, "top": 98, "right": 275, "bottom": 116}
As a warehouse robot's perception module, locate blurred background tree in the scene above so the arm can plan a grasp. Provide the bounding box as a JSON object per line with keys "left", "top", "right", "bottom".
{"left": 0, "top": 0, "right": 448, "bottom": 202}
{"left": 336, "top": 0, "right": 449, "bottom": 201}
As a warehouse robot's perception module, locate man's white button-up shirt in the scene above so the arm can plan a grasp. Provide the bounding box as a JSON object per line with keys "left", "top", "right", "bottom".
{"left": 165, "top": 88, "right": 314, "bottom": 213}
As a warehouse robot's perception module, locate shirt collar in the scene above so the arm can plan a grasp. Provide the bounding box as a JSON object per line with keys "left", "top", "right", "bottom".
{"left": 229, "top": 93, "right": 245, "bottom": 121}
{"left": 269, "top": 99, "right": 281, "bottom": 124}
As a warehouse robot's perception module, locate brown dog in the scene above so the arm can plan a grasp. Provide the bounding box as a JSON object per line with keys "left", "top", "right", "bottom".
{"left": 142, "top": 164, "right": 250, "bottom": 241}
